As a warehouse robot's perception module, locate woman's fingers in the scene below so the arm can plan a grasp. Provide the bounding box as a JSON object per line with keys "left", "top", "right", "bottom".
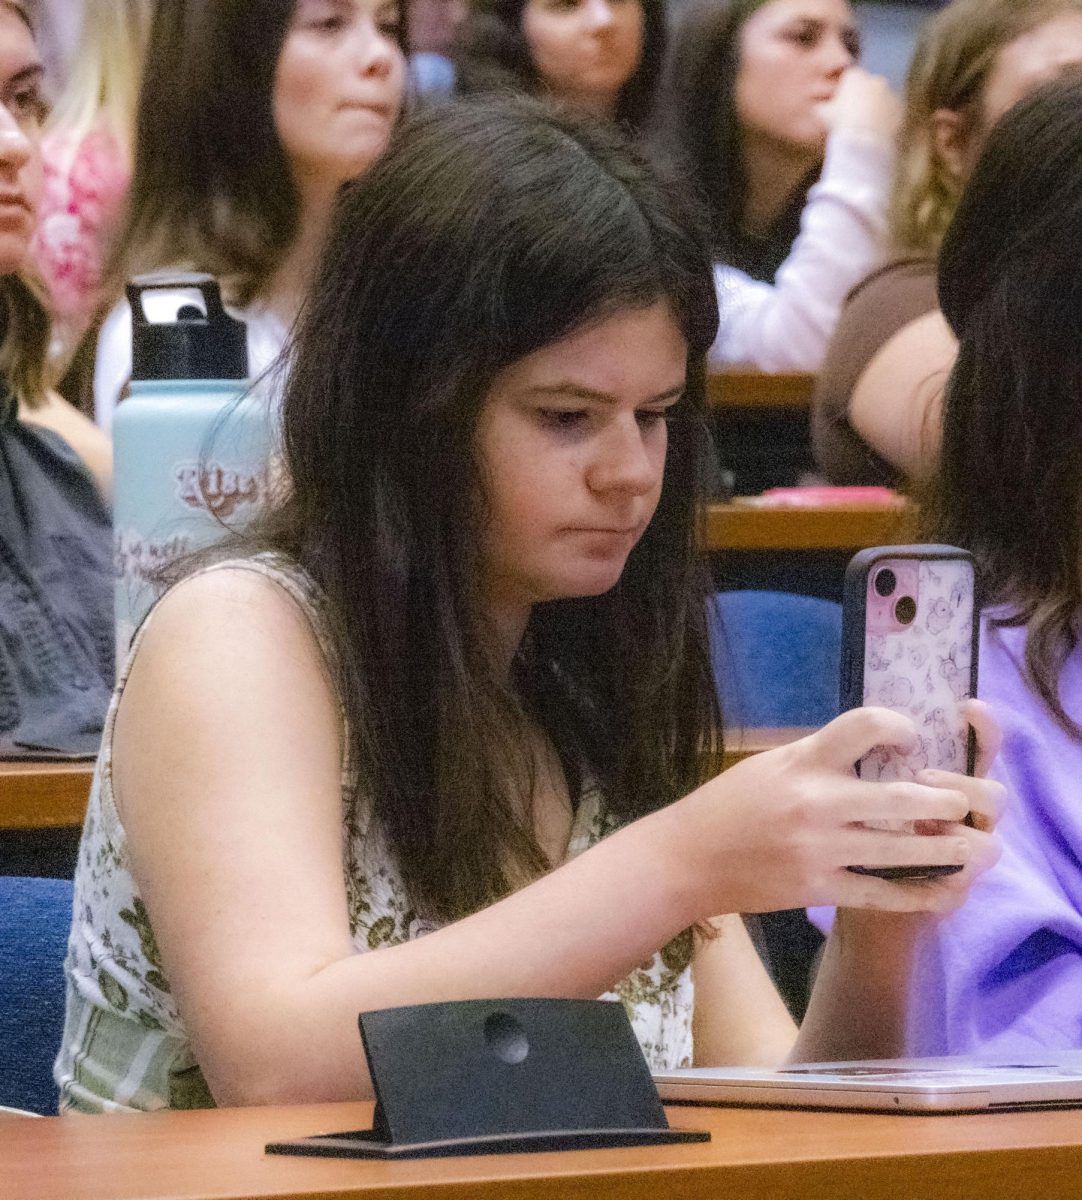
{"left": 836, "top": 825, "right": 972, "bottom": 872}
{"left": 832, "top": 827, "right": 1000, "bottom": 913}
{"left": 915, "top": 769, "right": 1006, "bottom": 834}
{"left": 809, "top": 706, "right": 918, "bottom": 768}
{"left": 959, "top": 698, "right": 1002, "bottom": 778}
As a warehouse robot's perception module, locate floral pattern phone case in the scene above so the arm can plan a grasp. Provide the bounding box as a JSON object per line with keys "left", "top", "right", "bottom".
{"left": 840, "top": 546, "right": 979, "bottom": 876}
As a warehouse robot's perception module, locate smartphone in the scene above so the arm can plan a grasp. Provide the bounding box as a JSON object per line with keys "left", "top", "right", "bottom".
{"left": 840, "top": 545, "right": 979, "bottom": 880}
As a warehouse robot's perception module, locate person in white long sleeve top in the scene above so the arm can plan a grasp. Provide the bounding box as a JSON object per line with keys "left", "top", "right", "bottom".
{"left": 655, "top": 0, "right": 901, "bottom": 371}
{"left": 93, "top": 0, "right": 408, "bottom": 431}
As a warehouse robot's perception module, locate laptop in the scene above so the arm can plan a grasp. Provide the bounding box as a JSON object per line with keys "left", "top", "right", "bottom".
{"left": 653, "top": 1054, "right": 1082, "bottom": 1113}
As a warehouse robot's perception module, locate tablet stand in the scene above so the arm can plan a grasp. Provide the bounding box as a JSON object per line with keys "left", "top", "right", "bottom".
{"left": 266, "top": 997, "right": 709, "bottom": 1160}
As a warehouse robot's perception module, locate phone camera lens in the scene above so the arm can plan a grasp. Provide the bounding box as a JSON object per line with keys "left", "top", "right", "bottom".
{"left": 874, "top": 568, "right": 897, "bottom": 597}
{"left": 895, "top": 595, "right": 917, "bottom": 625}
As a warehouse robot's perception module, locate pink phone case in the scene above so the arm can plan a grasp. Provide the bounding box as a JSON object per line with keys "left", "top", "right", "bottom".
{"left": 858, "top": 556, "right": 975, "bottom": 783}
{"left": 840, "top": 546, "right": 978, "bottom": 877}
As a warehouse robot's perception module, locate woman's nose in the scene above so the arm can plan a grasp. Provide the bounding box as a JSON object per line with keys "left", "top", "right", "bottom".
{"left": 0, "top": 107, "right": 31, "bottom": 175}
{"left": 584, "top": 0, "right": 617, "bottom": 31}
{"left": 354, "top": 22, "right": 403, "bottom": 79}
{"left": 822, "top": 32, "right": 856, "bottom": 78}
{"left": 588, "top": 418, "right": 660, "bottom": 497}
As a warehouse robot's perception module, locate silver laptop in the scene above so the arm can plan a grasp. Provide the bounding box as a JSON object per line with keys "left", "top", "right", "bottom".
{"left": 653, "top": 1054, "right": 1082, "bottom": 1113}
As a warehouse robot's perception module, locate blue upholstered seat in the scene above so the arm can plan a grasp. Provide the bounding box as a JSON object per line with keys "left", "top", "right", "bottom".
{"left": 709, "top": 590, "right": 842, "bottom": 728}
{"left": 0, "top": 876, "right": 72, "bottom": 1115}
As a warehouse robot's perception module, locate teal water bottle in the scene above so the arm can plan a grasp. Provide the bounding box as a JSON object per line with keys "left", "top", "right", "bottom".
{"left": 113, "top": 274, "right": 273, "bottom": 656}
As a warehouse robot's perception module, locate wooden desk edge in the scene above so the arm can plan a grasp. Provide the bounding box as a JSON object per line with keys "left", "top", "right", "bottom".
{"left": 702, "top": 500, "right": 915, "bottom": 552}
{"left": 0, "top": 761, "right": 95, "bottom": 830}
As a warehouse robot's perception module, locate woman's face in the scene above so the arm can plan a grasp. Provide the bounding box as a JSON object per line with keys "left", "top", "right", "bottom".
{"left": 734, "top": 0, "right": 858, "bottom": 156}
{"left": 476, "top": 301, "right": 685, "bottom": 612}
{"left": 274, "top": 0, "right": 406, "bottom": 194}
{"left": 0, "top": 7, "right": 44, "bottom": 274}
{"left": 521, "top": 0, "right": 645, "bottom": 118}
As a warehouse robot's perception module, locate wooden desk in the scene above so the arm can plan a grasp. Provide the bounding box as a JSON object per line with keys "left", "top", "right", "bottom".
{"left": 0, "top": 760, "right": 94, "bottom": 830}
{"left": 707, "top": 371, "right": 816, "bottom": 411}
{"left": 5, "top": 1098, "right": 1082, "bottom": 1199}
{"left": 722, "top": 725, "right": 809, "bottom": 769}
{"left": 702, "top": 499, "right": 914, "bottom": 553}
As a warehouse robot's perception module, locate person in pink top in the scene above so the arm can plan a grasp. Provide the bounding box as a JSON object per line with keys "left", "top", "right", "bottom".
{"left": 31, "top": 1, "right": 151, "bottom": 372}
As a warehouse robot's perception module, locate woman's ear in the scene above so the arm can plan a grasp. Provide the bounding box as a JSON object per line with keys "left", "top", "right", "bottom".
{"left": 930, "top": 108, "right": 973, "bottom": 181}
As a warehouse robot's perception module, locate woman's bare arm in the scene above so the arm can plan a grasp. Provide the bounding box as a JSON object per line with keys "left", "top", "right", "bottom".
{"left": 847, "top": 309, "right": 958, "bottom": 482}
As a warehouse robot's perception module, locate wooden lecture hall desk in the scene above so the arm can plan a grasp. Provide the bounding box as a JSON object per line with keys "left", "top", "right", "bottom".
{"left": 5, "top": 1098, "right": 1082, "bottom": 1200}
{"left": 701, "top": 497, "right": 913, "bottom": 554}
{"left": 706, "top": 370, "right": 816, "bottom": 411}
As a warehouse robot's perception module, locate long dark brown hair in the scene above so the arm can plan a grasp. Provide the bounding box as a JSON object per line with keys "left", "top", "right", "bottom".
{"left": 455, "top": 0, "right": 666, "bottom": 137}
{"left": 652, "top": 0, "right": 818, "bottom": 279}
{"left": 103, "top": 0, "right": 408, "bottom": 309}
{"left": 257, "top": 96, "right": 722, "bottom": 922}
{"left": 924, "top": 72, "right": 1082, "bottom": 737}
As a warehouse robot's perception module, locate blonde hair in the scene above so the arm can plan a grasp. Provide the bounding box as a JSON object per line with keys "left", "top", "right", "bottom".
{"left": 45, "top": 0, "right": 152, "bottom": 156}
{"left": 891, "top": 0, "right": 1082, "bottom": 256}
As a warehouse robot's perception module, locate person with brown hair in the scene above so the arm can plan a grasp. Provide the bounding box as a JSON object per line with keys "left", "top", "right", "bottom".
{"left": 54, "top": 96, "right": 1001, "bottom": 1114}
{"left": 653, "top": 0, "right": 900, "bottom": 371}
{"left": 92, "top": 0, "right": 407, "bottom": 431}
{"left": 455, "top": 0, "right": 666, "bottom": 136}
{"left": 813, "top": 0, "right": 1082, "bottom": 487}
{"left": 911, "top": 73, "right": 1082, "bottom": 1055}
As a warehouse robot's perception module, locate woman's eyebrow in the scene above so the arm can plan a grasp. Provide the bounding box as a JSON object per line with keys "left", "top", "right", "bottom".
{"left": 6, "top": 62, "right": 43, "bottom": 88}
{"left": 525, "top": 383, "right": 686, "bottom": 403}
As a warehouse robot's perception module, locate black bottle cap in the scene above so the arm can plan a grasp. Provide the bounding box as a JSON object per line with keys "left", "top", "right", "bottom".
{"left": 127, "top": 273, "right": 249, "bottom": 381}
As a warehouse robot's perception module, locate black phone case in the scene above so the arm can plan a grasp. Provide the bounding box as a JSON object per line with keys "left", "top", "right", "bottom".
{"left": 840, "top": 545, "right": 980, "bottom": 880}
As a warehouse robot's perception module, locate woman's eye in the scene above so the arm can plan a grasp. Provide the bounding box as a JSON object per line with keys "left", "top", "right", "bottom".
{"left": 539, "top": 409, "right": 587, "bottom": 430}
{"left": 9, "top": 87, "right": 45, "bottom": 125}
{"left": 636, "top": 408, "right": 672, "bottom": 429}
{"left": 786, "top": 22, "right": 821, "bottom": 48}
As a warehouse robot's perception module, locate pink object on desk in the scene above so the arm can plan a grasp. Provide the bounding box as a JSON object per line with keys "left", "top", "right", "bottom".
{"left": 752, "top": 487, "right": 905, "bottom": 509}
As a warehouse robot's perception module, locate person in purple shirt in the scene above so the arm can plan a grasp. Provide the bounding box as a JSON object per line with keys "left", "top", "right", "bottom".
{"left": 909, "top": 71, "right": 1082, "bottom": 1056}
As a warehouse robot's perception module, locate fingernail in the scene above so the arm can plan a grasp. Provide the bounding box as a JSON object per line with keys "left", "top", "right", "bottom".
{"left": 955, "top": 838, "right": 971, "bottom": 863}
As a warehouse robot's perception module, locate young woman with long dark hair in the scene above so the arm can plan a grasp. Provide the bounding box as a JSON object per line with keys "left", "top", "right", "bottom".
{"left": 56, "top": 97, "right": 1001, "bottom": 1113}
{"left": 456, "top": 0, "right": 665, "bottom": 136}
{"left": 911, "top": 73, "right": 1082, "bottom": 1056}
{"left": 91, "top": 0, "right": 407, "bottom": 429}
{"left": 655, "top": 0, "right": 900, "bottom": 370}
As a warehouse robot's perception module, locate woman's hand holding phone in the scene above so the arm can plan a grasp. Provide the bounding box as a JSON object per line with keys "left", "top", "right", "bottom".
{"left": 668, "top": 703, "right": 1003, "bottom": 920}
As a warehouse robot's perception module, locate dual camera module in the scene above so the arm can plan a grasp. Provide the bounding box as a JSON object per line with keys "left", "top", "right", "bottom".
{"left": 874, "top": 568, "right": 917, "bottom": 625}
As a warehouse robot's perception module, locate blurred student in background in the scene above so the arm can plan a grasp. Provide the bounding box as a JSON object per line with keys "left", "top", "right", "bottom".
{"left": 912, "top": 73, "right": 1082, "bottom": 1056}
{"left": 655, "top": 0, "right": 900, "bottom": 371}
{"left": 0, "top": 0, "right": 112, "bottom": 754}
{"left": 32, "top": 0, "right": 152, "bottom": 377}
{"left": 813, "top": 0, "right": 1082, "bottom": 487}
{"left": 456, "top": 0, "right": 666, "bottom": 137}
{"left": 93, "top": 0, "right": 407, "bottom": 431}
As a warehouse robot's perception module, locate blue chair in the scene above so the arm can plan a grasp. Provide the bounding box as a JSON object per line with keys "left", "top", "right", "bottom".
{"left": 708, "top": 590, "right": 842, "bottom": 729}
{"left": 0, "top": 876, "right": 73, "bottom": 1115}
